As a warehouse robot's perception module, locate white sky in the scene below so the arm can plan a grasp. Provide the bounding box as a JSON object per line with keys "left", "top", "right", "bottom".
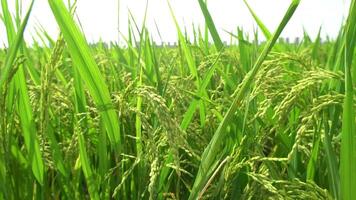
{"left": 0, "top": 0, "right": 352, "bottom": 46}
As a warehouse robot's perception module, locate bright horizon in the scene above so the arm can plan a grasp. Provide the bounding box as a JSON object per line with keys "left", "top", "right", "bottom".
{"left": 0, "top": 0, "right": 351, "bottom": 47}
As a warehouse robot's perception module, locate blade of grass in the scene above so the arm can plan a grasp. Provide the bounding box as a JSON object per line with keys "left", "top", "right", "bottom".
{"left": 0, "top": 0, "right": 33, "bottom": 88}
{"left": 197, "top": 0, "right": 224, "bottom": 50}
{"left": 0, "top": 157, "right": 5, "bottom": 198}
{"left": 237, "top": 28, "right": 253, "bottom": 71}
{"left": 340, "top": 0, "right": 356, "bottom": 199}
{"left": 167, "top": 0, "right": 199, "bottom": 85}
{"left": 189, "top": 1, "right": 301, "bottom": 198}
{"left": 243, "top": 0, "right": 272, "bottom": 40}
{"left": 306, "top": 121, "right": 321, "bottom": 181}
{"left": 0, "top": 0, "right": 44, "bottom": 185}
{"left": 323, "top": 113, "right": 340, "bottom": 199}
{"left": 48, "top": 0, "right": 121, "bottom": 146}
{"left": 312, "top": 27, "right": 322, "bottom": 60}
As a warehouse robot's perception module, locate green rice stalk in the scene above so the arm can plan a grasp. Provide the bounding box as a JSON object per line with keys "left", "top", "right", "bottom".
{"left": 189, "top": 1, "right": 301, "bottom": 199}
{"left": 340, "top": 0, "right": 356, "bottom": 199}
{"left": 48, "top": 0, "right": 121, "bottom": 146}
{"left": 0, "top": 0, "right": 44, "bottom": 185}
{"left": 197, "top": 0, "right": 224, "bottom": 50}
{"left": 243, "top": 0, "right": 272, "bottom": 40}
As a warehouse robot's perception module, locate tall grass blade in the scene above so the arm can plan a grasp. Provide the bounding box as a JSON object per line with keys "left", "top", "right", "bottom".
{"left": 243, "top": 0, "right": 272, "bottom": 39}
{"left": 0, "top": 0, "right": 44, "bottom": 185}
{"left": 340, "top": 0, "right": 356, "bottom": 199}
{"left": 189, "top": 1, "right": 301, "bottom": 198}
{"left": 197, "top": 0, "right": 224, "bottom": 50}
{"left": 48, "top": 0, "right": 121, "bottom": 146}
{"left": 0, "top": 0, "right": 33, "bottom": 88}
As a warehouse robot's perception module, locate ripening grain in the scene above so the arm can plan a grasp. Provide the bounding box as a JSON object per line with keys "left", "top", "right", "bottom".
{"left": 0, "top": 0, "right": 355, "bottom": 199}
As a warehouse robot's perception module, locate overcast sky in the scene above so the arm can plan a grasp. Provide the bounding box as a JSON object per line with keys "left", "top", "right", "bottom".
{"left": 0, "top": 0, "right": 351, "bottom": 46}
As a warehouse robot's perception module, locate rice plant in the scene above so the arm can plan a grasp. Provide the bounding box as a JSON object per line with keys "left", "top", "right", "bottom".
{"left": 0, "top": 0, "right": 355, "bottom": 199}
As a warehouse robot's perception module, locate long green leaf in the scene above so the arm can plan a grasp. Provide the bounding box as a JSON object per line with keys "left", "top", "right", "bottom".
{"left": 1, "top": 0, "right": 44, "bottom": 185}
{"left": 189, "top": 1, "right": 301, "bottom": 198}
{"left": 0, "top": 0, "right": 33, "bottom": 88}
{"left": 243, "top": 0, "right": 272, "bottom": 40}
{"left": 340, "top": 0, "right": 356, "bottom": 199}
{"left": 197, "top": 0, "right": 224, "bottom": 50}
{"left": 48, "top": 0, "right": 121, "bottom": 146}
{"left": 167, "top": 0, "right": 199, "bottom": 84}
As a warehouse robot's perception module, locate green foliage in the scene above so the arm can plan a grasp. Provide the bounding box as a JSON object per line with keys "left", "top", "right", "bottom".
{"left": 0, "top": 0, "right": 355, "bottom": 199}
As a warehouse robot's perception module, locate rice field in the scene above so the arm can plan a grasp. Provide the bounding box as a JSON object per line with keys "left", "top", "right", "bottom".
{"left": 0, "top": 0, "right": 356, "bottom": 199}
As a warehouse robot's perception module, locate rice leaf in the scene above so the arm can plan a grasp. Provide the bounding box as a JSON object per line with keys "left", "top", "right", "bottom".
{"left": 243, "top": 0, "right": 272, "bottom": 40}
{"left": 189, "top": 1, "right": 301, "bottom": 198}
{"left": 0, "top": 0, "right": 44, "bottom": 185}
{"left": 197, "top": 0, "right": 224, "bottom": 50}
{"left": 340, "top": 0, "right": 356, "bottom": 199}
{"left": 48, "top": 0, "right": 121, "bottom": 146}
